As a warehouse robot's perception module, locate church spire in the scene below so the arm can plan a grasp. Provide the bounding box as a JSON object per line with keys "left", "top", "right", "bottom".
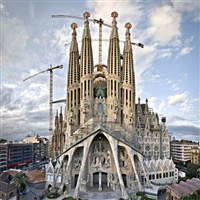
{"left": 80, "top": 12, "right": 94, "bottom": 125}
{"left": 107, "top": 11, "right": 121, "bottom": 122}
{"left": 65, "top": 22, "right": 80, "bottom": 139}
{"left": 67, "top": 22, "right": 80, "bottom": 87}
{"left": 107, "top": 11, "right": 121, "bottom": 77}
{"left": 121, "top": 22, "right": 136, "bottom": 135}
{"left": 80, "top": 12, "right": 93, "bottom": 77}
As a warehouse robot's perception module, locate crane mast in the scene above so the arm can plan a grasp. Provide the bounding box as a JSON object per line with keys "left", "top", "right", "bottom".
{"left": 23, "top": 64, "right": 63, "bottom": 157}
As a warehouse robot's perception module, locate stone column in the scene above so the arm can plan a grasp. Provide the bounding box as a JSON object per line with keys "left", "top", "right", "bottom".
{"left": 74, "top": 135, "right": 95, "bottom": 198}
{"left": 99, "top": 171, "right": 102, "bottom": 191}
{"left": 67, "top": 148, "right": 75, "bottom": 189}
{"left": 138, "top": 154, "right": 151, "bottom": 188}
{"left": 107, "top": 136, "right": 129, "bottom": 199}
{"left": 127, "top": 149, "right": 143, "bottom": 191}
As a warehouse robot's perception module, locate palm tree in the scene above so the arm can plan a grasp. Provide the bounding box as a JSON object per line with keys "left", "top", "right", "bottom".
{"left": 10, "top": 172, "right": 27, "bottom": 200}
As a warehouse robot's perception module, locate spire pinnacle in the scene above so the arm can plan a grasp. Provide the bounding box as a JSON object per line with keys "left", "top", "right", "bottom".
{"left": 125, "top": 22, "right": 132, "bottom": 39}
{"left": 111, "top": 11, "right": 118, "bottom": 26}
{"left": 83, "top": 11, "right": 90, "bottom": 22}
{"left": 71, "top": 22, "right": 78, "bottom": 38}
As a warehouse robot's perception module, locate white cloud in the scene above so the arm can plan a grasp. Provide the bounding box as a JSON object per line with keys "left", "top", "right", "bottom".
{"left": 148, "top": 97, "right": 157, "bottom": 111}
{"left": 158, "top": 100, "right": 166, "bottom": 114}
{"left": 176, "top": 46, "right": 194, "bottom": 60}
{"left": 86, "top": 0, "right": 144, "bottom": 64}
{"left": 0, "top": 3, "right": 4, "bottom": 10}
{"left": 135, "top": 44, "right": 157, "bottom": 82}
{"left": 136, "top": 86, "right": 143, "bottom": 97}
{"left": 146, "top": 5, "right": 181, "bottom": 45}
{"left": 171, "top": 0, "right": 200, "bottom": 22}
{"left": 157, "top": 48, "right": 172, "bottom": 58}
{"left": 168, "top": 91, "right": 189, "bottom": 106}
{"left": 171, "top": 84, "right": 180, "bottom": 91}
{"left": 51, "top": 25, "right": 72, "bottom": 65}
{"left": 33, "top": 37, "right": 40, "bottom": 44}
{"left": 29, "top": 2, "right": 35, "bottom": 19}
{"left": 0, "top": 3, "right": 9, "bottom": 16}
{"left": 180, "top": 99, "right": 193, "bottom": 114}
{"left": 179, "top": 47, "right": 194, "bottom": 56}
{"left": 2, "top": 83, "right": 17, "bottom": 89}
{"left": 1, "top": 15, "right": 30, "bottom": 75}
{"left": 173, "top": 87, "right": 180, "bottom": 91}
{"left": 87, "top": 0, "right": 143, "bottom": 27}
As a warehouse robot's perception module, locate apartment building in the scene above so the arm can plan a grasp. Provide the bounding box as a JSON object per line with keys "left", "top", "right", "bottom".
{"left": 0, "top": 144, "right": 7, "bottom": 173}
{"left": 170, "top": 139, "right": 199, "bottom": 164}
{"left": 7, "top": 142, "right": 33, "bottom": 168}
{"left": 191, "top": 146, "right": 200, "bottom": 165}
{"left": 23, "top": 134, "right": 49, "bottom": 163}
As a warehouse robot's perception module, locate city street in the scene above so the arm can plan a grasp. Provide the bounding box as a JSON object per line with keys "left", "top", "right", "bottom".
{"left": 20, "top": 187, "right": 44, "bottom": 200}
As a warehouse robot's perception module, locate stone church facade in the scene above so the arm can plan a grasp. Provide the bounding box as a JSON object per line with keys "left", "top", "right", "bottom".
{"left": 46, "top": 11, "right": 178, "bottom": 199}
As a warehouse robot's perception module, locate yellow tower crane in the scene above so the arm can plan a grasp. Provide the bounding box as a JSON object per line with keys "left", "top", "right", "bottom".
{"left": 23, "top": 64, "right": 63, "bottom": 148}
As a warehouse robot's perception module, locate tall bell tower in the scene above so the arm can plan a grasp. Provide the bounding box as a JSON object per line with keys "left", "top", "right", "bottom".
{"left": 79, "top": 12, "right": 94, "bottom": 125}
{"left": 121, "top": 22, "right": 136, "bottom": 133}
{"left": 65, "top": 22, "right": 80, "bottom": 136}
{"left": 106, "top": 11, "right": 122, "bottom": 123}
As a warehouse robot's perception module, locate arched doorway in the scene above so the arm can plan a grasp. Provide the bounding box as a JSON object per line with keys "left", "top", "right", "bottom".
{"left": 93, "top": 171, "right": 108, "bottom": 191}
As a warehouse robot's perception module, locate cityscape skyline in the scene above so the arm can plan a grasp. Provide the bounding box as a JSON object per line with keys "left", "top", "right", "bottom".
{"left": 1, "top": 0, "right": 199, "bottom": 142}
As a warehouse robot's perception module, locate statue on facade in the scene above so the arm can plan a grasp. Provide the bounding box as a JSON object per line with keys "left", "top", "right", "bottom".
{"left": 113, "top": 99, "right": 118, "bottom": 114}
{"left": 83, "top": 98, "right": 88, "bottom": 114}
{"left": 129, "top": 109, "right": 134, "bottom": 125}
{"left": 74, "top": 159, "right": 81, "bottom": 170}
{"left": 68, "top": 109, "right": 74, "bottom": 125}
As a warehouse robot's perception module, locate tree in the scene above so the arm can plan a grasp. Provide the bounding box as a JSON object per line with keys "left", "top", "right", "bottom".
{"left": 10, "top": 172, "right": 27, "bottom": 200}
{"left": 186, "top": 163, "right": 200, "bottom": 178}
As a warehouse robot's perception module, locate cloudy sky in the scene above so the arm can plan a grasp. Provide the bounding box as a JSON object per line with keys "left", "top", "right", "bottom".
{"left": 1, "top": 0, "right": 199, "bottom": 142}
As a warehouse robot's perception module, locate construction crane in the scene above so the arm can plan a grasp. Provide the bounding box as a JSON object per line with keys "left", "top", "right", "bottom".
{"left": 52, "top": 14, "right": 112, "bottom": 65}
{"left": 65, "top": 39, "right": 144, "bottom": 48}
{"left": 23, "top": 64, "right": 63, "bottom": 143}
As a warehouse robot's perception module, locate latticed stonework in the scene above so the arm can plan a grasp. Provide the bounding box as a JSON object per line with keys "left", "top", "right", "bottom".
{"left": 47, "top": 11, "right": 178, "bottom": 199}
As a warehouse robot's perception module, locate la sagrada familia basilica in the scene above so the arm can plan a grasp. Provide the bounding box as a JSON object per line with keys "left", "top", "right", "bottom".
{"left": 46, "top": 11, "right": 178, "bottom": 199}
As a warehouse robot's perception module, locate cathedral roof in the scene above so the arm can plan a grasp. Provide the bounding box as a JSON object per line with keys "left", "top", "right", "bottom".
{"left": 58, "top": 124, "right": 142, "bottom": 159}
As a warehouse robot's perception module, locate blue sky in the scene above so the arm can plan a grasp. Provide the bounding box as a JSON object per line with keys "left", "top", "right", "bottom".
{"left": 1, "top": 0, "right": 199, "bottom": 142}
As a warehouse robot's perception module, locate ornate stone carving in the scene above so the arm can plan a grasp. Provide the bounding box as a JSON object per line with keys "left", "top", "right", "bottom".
{"left": 129, "top": 109, "right": 134, "bottom": 125}
{"left": 68, "top": 109, "right": 74, "bottom": 125}
{"left": 136, "top": 116, "right": 141, "bottom": 128}
{"left": 119, "top": 148, "right": 130, "bottom": 169}
{"left": 110, "top": 173, "right": 120, "bottom": 191}
{"left": 83, "top": 98, "right": 88, "bottom": 114}
{"left": 91, "top": 136, "right": 111, "bottom": 169}
{"left": 73, "top": 148, "right": 83, "bottom": 171}
{"left": 91, "top": 150, "right": 111, "bottom": 168}
{"left": 94, "top": 96, "right": 106, "bottom": 117}
{"left": 113, "top": 99, "right": 118, "bottom": 114}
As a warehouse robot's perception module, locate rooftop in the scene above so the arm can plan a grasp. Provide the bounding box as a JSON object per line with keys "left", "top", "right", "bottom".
{"left": 167, "top": 178, "right": 200, "bottom": 197}
{"left": 26, "top": 169, "right": 45, "bottom": 183}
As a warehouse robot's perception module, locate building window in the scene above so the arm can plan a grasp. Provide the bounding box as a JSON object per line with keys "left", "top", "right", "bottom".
{"left": 98, "top": 103, "right": 103, "bottom": 113}
{"left": 9, "top": 192, "right": 13, "bottom": 198}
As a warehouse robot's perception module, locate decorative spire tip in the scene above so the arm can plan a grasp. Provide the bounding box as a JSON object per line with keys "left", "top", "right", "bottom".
{"left": 83, "top": 11, "right": 90, "bottom": 21}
